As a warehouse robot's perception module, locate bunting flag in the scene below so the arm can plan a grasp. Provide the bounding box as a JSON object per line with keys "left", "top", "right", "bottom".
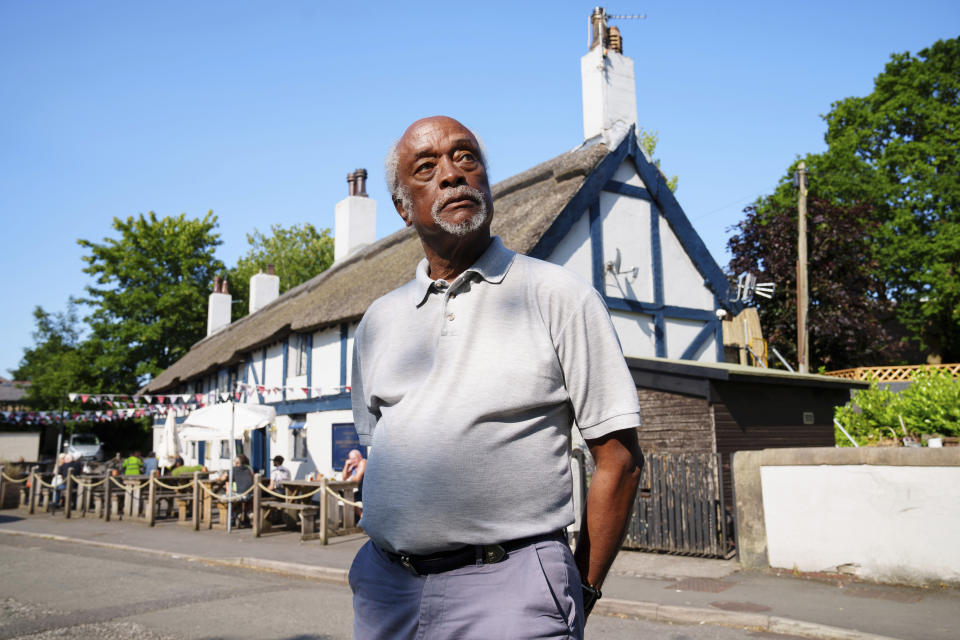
{"left": 1, "top": 381, "right": 356, "bottom": 426}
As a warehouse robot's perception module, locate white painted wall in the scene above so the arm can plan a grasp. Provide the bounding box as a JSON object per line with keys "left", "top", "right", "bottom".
{"left": 660, "top": 214, "right": 715, "bottom": 310}
{"left": 345, "top": 324, "right": 356, "bottom": 386}
{"left": 0, "top": 432, "right": 40, "bottom": 462}
{"left": 264, "top": 342, "right": 283, "bottom": 387}
{"left": 664, "top": 318, "right": 714, "bottom": 362}
{"left": 547, "top": 210, "right": 592, "bottom": 284}
{"left": 600, "top": 191, "right": 653, "bottom": 302}
{"left": 312, "top": 327, "right": 342, "bottom": 392}
{"left": 761, "top": 465, "right": 960, "bottom": 585}
{"left": 610, "top": 310, "right": 656, "bottom": 358}
{"left": 611, "top": 158, "right": 642, "bottom": 186}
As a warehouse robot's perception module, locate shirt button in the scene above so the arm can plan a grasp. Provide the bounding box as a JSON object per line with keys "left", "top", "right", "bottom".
{"left": 447, "top": 313, "right": 455, "bottom": 321}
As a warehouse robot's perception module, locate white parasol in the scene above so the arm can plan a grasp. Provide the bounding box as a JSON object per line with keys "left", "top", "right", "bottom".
{"left": 181, "top": 402, "right": 276, "bottom": 532}
{"left": 158, "top": 411, "right": 179, "bottom": 470}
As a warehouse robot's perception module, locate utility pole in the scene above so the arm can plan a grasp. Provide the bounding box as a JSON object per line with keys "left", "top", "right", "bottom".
{"left": 795, "top": 162, "right": 809, "bottom": 374}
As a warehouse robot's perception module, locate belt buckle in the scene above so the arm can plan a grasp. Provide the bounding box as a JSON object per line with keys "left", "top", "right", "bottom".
{"left": 481, "top": 544, "right": 505, "bottom": 564}
{"left": 399, "top": 554, "right": 421, "bottom": 577}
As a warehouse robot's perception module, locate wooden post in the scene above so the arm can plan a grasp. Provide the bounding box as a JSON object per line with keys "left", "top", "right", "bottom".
{"left": 252, "top": 473, "right": 262, "bottom": 538}
{"left": 796, "top": 161, "right": 810, "bottom": 374}
{"left": 319, "top": 476, "right": 328, "bottom": 545}
{"left": 103, "top": 473, "right": 112, "bottom": 521}
{"left": 28, "top": 468, "right": 37, "bottom": 515}
{"left": 192, "top": 472, "right": 200, "bottom": 531}
{"left": 147, "top": 470, "right": 157, "bottom": 526}
{"left": 65, "top": 468, "right": 74, "bottom": 519}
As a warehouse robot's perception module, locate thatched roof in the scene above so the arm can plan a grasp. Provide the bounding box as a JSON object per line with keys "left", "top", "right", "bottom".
{"left": 144, "top": 142, "right": 611, "bottom": 393}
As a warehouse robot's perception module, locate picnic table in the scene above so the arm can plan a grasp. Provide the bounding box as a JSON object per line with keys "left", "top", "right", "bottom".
{"left": 255, "top": 479, "right": 324, "bottom": 541}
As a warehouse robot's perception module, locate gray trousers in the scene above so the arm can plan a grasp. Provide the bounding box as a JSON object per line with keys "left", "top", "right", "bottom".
{"left": 349, "top": 538, "right": 585, "bottom": 639}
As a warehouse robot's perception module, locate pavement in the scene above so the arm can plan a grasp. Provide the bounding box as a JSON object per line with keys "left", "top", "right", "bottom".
{"left": 1, "top": 509, "right": 957, "bottom": 640}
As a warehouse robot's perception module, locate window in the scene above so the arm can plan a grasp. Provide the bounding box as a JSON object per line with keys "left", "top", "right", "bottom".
{"left": 288, "top": 334, "right": 309, "bottom": 378}
{"left": 293, "top": 428, "right": 308, "bottom": 460}
{"left": 219, "top": 439, "right": 230, "bottom": 459}
{"left": 189, "top": 441, "right": 197, "bottom": 459}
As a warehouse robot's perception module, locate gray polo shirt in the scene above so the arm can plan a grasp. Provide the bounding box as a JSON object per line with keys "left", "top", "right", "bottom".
{"left": 351, "top": 236, "right": 641, "bottom": 554}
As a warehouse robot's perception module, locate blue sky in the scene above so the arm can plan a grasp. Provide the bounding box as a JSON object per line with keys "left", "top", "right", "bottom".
{"left": 2, "top": 1, "right": 957, "bottom": 377}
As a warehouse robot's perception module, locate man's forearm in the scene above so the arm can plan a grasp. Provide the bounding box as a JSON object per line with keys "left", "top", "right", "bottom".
{"left": 574, "top": 431, "right": 643, "bottom": 588}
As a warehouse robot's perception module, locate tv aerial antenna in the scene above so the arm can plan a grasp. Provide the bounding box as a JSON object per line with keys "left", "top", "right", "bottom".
{"left": 588, "top": 7, "right": 647, "bottom": 54}
{"left": 734, "top": 272, "right": 775, "bottom": 304}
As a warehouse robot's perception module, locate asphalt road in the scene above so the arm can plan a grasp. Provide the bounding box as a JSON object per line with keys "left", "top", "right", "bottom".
{"left": 0, "top": 535, "right": 802, "bottom": 640}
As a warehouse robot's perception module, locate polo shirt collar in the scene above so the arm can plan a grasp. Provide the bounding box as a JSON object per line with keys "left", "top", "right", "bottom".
{"left": 410, "top": 236, "right": 516, "bottom": 306}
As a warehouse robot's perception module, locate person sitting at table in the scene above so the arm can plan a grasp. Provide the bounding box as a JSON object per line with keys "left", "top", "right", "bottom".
{"left": 341, "top": 449, "right": 366, "bottom": 518}
{"left": 52, "top": 454, "right": 81, "bottom": 512}
{"left": 143, "top": 451, "right": 159, "bottom": 476}
{"left": 218, "top": 455, "right": 254, "bottom": 528}
{"left": 269, "top": 455, "right": 291, "bottom": 491}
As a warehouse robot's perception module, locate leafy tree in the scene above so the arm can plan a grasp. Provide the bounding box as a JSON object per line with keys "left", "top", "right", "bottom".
{"left": 11, "top": 303, "right": 93, "bottom": 409}
{"left": 78, "top": 211, "right": 224, "bottom": 386}
{"left": 638, "top": 128, "right": 678, "bottom": 192}
{"left": 227, "top": 223, "right": 334, "bottom": 320}
{"left": 741, "top": 38, "right": 959, "bottom": 361}
{"left": 835, "top": 369, "right": 960, "bottom": 445}
{"left": 727, "top": 197, "right": 903, "bottom": 370}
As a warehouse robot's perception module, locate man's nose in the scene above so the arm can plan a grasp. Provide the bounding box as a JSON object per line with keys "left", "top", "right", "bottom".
{"left": 438, "top": 156, "right": 467, "bottom": 189}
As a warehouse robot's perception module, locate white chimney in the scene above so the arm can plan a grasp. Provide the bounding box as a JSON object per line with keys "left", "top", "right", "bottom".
{"left": 207, "top": 276, "right": 232, "bottom": 336}
{"left": 334, "top": 168, "right": 376, "bottom": 262}
{"left": 249, "top": 264, "right": 280, "bottom": 314}
{"left": 581, "top": 8, "right": 637, "bottom": 141}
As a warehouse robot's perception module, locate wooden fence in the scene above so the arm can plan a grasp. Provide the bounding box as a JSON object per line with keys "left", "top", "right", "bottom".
{"left": 623, "top": 452, "right": 732, "bottom": 558}
{"left": 825, "top": 363, "right": 960, "bottom": 382}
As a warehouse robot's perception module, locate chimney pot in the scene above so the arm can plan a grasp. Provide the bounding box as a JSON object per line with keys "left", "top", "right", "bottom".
{"left": 213, "top": 275, "right": 221, "bottom": 293}
{"left": 222, "top": 278, "right": 229, "bottom": 295}
{"left": 353, "top": 168, "right": 368, "bottom": 197}
{"left": 266, "top": 263, "right": 275, "bottom": 275}
{"left": 347, "top": 172, "right": 357, "bottom": 196}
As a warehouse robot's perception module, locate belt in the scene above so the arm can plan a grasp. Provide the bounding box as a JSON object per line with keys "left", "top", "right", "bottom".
{"left": 382, "top": 530, "right": 565, "bottom": 576}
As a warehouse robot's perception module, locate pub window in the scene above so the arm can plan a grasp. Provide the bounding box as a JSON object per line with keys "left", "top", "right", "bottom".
{"left": 219, "top": 439, "right": 230, "bottom": 459}
{"left": 287, "top": 334, "right": 309, "bottom": 378}
{"left": 293, "top": 428, "right": 308, "bottom": 460}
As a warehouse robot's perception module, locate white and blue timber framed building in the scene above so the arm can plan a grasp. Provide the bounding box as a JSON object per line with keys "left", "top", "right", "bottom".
{"left": 143, "top": 19, "right": 749, "bottom": 480}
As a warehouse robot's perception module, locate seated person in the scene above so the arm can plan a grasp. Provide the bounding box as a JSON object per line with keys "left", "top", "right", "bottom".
{"left": 217, "top": 455, "right": 254, "bottom": 527}
{"left": 269, "top": 455, "right": 291, "bottom": 491}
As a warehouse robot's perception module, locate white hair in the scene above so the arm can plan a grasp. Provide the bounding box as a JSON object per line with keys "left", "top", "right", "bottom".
{"left": 384, "top": 124, "right": 489, "bottom": 199}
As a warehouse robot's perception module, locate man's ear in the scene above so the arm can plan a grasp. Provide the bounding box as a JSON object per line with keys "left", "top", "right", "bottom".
{"left": 393, "top": 197, "right": 412, "bottom": 227}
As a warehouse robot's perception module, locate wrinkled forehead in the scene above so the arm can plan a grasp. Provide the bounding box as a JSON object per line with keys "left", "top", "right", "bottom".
{"left": 398, "top": 117, "right": 480, "bottom": 162}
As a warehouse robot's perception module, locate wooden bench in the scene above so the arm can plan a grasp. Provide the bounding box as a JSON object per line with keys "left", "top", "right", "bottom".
{"left": 258, "top": 500, "right": 319, "bottom": 541}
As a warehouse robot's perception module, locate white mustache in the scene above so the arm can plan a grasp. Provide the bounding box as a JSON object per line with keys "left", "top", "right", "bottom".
{"left": 432, "top": 186, "right": 485, "bottom": 215}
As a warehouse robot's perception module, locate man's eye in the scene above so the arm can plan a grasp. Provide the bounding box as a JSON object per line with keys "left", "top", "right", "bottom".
{"left": 415, "top": 162, "right": 434, "bottom": 174}
{"left": 458, "top": 152, "right": 477, "bottom": 164}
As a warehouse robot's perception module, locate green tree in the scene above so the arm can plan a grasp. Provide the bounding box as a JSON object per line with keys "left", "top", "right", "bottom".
{"left": 11, "top": 303, "right": 94, "bottom": 409}
{"left": 78, "top": 211, "right": 224, "bottom": 386}
{"left": 227, "top": 223, "right": 334, "bottom": 320}
{"left": 732, "top": 37, "right": 960, "bottom": 362}
{"left": 824, "top": 37, "right": 960, "bottom": 360}
{"left": 727, "top": 198, "right": 902, "bottom": 370}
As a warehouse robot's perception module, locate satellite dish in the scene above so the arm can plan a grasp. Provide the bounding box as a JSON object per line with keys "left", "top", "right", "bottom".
{"left": 605, "top": 248, "right": 639, "bottom": 281}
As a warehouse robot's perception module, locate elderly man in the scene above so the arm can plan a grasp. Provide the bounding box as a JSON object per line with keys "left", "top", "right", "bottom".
{"left": 349, "top": 116, "right": 643, "bottom": 639}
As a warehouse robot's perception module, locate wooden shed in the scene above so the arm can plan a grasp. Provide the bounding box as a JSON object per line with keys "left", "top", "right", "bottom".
{"left": 617, "top": 357, "right": 867, "bottom": 556}
{"left": 627, "top": 356, "right": 867, "bottom": 455}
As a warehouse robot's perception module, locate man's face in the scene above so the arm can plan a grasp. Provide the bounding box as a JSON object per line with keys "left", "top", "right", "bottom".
{"left": 394, "top": 117, "right": 493, "bottom": 240}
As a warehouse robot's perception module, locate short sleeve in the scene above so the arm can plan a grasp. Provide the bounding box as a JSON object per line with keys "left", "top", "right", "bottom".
{"left": 554, "top": 289, "right": 641, "bottom": 441}
{"left": 350, "top": 326, "right": 378, "bottom": 447}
